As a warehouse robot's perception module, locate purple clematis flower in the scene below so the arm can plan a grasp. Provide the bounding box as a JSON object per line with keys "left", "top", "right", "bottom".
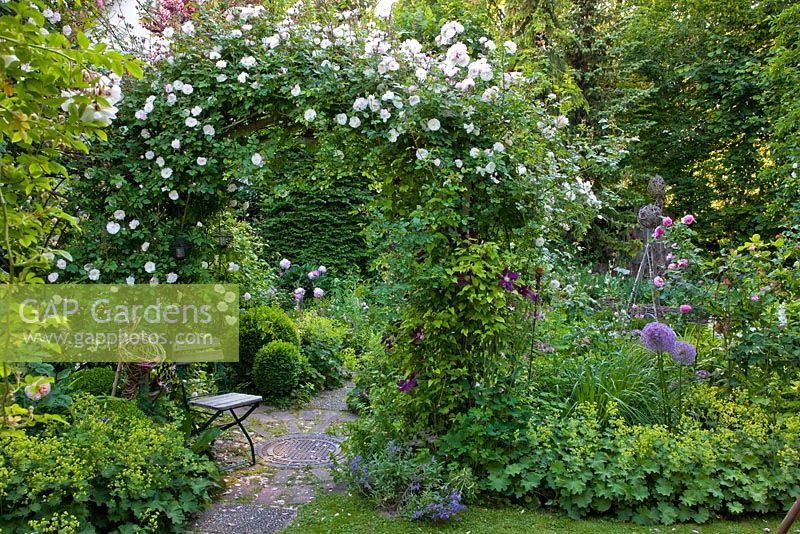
{"left": 410, "top": 325, "right": 424, "bottom": 345}
{"left": 498, "top": 268, "right": 518, "bottom": 292}
{"left": 515, "top": 284, "right": 539, "bottom": 302}
{"left": 397, "top": 371, "right": 418, "bottom": 392}
{"left": 455, "top": 272, "right": 472, "bottom": 287}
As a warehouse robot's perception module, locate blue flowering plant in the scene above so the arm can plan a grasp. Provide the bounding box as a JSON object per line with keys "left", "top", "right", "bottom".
{"left": 332, "top": 439, "right": 476, "bottom": 522}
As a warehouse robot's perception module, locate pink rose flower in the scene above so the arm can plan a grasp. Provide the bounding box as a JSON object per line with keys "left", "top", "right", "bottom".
{"left": 666, "top": 253, "right": 673, "bottom": 261}
{"left": 668, "top": 263, "right": 676, "bottom": 270}
{"left": 653, "top": 276, "right": 665, "bottom": 288}
{"left": 681, "top": 214, "right": 695, "bottom": 225}
{"left": 751, "top": 294, "right": 759, "bottom": 301}
{"left": 662, "top": 217, "right": 673, "bottom": 227}
{"left": 679, "top": 304, "right": 692, "bottom": 314}
{"left": 677, "top": 258, "right": 689, "bottom": 268}
{"left": 653, "top": 227, "right": 665, "bottom": 239}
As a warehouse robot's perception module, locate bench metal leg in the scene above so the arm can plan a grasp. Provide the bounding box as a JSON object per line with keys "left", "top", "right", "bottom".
{"left": 187, "top": 403, "right": 260, "bottom": 469}
{"left": 221, "top": 404, "right": 259, "bottom": 466}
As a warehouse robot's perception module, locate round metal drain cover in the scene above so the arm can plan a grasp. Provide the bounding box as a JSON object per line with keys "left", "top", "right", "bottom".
{"left": 258, "top": 433, "right": 343, "bottom": 468}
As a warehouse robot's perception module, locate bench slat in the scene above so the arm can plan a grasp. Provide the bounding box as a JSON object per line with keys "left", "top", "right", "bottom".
{"left": 189, "top": 392, "right": 262, "bottom": 410}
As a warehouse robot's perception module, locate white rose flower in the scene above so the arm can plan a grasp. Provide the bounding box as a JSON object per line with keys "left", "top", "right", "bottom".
{"left": 166, "top": 272, "right": 178, "bottom": 283}
{"left": 240, "top": 56, "right": 257, "bottom": 68}
{"left": 427, "top": 118, "right": 441, "bottom": 132}
{"left": 88, "top": 268, "right": 100, "bottom": 281}
{"left": 535, "top": 237, "right": 545, "bottom": 247}
{"left": 517, "top": 164, "right": 528, "bottom": 175}
{"left": 469, "top": 147, "right": 480, "bottom": 158}
{"left": 201, "top": 261, "right": 209, "bottom": 269}
{"left": 113, "top": 209, "right": 125, "bottom": 220}
{"left": 251, "top": 153, "right": 264, "bottom": 167}
{"left": 493, "top": 141, "right": 505, "bottom": 152}
{"left": 181, "top": 84, "right": 193, "bottom": 95}
{"left": 141, "top": 241, "right": 150, "bottom": 252}
{"left": 169, "top": 190, "right": 179, "bottom": 201}
{"left": 291, "top": 84, "right": 301, "bottom": 96}
{"left": 237, "top": 72, "right": 248, "bottom": 83}
{"left": 56, "top": 258, "right": 67, "bottom": 269}
{"left": 504, "top": 40, "right": 517, "bottom": 54}
{"left": 243, "top": 292, "right": 252, "bottom": 301}
{"left": 145, "top": 151, "right": 155, "bottom": 160}
{"left": 156, "top": 156, "right": 165, "bottom": 167}
{"left": 349, "top": 116, "right": 361, "bottom": 128}
{"left": 144, "top": 261, "right": 156, "bottom": 273}
{"left": 129, "top": 219, "right": 140, "bottom": 229}
{"left": 197, "top": 157, "right": 207, "bottom": 166}
{"left": 216, "top": 60, "right": 227, "bottom": 69}
{"left": 387, "top": 128, "right": 399, "bottom": 142}
{"left": 185, "top": 117, "right": 198, "bottom": 127}
{"left": 203, "top": 125, "right": 215, "bottom": 136}
{"left": 336, "top": 113, "right": 348, "bottom": 125}
{"left": 149, "top": 277, "right": 159, "bottom": 285}
{"left": 171, "top": 139, "right": 181, "bottom": 149}
{"left": 216, "top": 74, "right": 227, "bottom": 83}
{"left": 445, "top": 42, "right": 470, "bottom": 67}
{"left": 228, "top": 262, "right": 240, "bottom": 272}
{"left": 409, "top": 95, "right": 421, "bottom": 106}
{"left": 106, "top": 221, "right": 121, "bottom": 235}
{"left": 126, "top": 276, "right": 135, "bottom": 285}
{"left": 161, "top": 167, "right": 173, "bottom": 178}
{"left": 416, "top": 148, "right": 429, "bottom": 160}
{"left": 167, "top": 93, "right": 177, "bottom": 105}
{"left": 191, "top": 106, "right": 202, "bottom": 116}
{"left": 48, "top": 272, "right": 58, "bottom": 283}
{"left": 455, "top": 159, "right": 463, "bottom": 168}
{"left": 182, "top": 21, "right": 195, "bottom": 35}
{"left": 304, "top": 109, "right": 317, "bottom": 121}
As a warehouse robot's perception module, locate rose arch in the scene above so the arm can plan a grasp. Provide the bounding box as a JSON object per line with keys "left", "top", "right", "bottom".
{"left": 62, "top": 1, "right": 600, "bottom": 432}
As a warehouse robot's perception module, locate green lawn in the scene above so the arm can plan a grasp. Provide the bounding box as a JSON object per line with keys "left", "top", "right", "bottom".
{"left": 284, "top": 493, "right": 787, "bottom": 534}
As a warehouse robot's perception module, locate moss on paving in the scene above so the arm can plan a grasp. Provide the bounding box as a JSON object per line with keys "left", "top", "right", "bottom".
{"left": 285, "top": 493, "right": 785, "bottom": 534}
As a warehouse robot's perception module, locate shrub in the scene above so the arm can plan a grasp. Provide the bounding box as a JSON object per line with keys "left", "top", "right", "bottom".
{"left": 65, "top": 366, "right": 117, "bottom": 396}
{"left": 0, "top": 395, "right": 218, "bottom": 532}
{"left": 252, "top": 341, "right": 303, "bottom": 401}
{"left": 465, "top": 387, "right": 800, "bottom": 525}
{"left": 297, "top": 312, "right": 348, "bottom": 390}
{"left": 236, "top": 306, "right": 299, "bottom": 384}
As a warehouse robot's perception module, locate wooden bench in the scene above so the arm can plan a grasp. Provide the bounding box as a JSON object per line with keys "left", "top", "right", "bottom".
{"left": 176, "top": 361, "right": 262, "bottom": 468}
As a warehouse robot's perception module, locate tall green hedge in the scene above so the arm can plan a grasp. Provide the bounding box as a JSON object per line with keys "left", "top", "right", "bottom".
{"left": 255, "top": 176, "right": 371, "bottom": 277}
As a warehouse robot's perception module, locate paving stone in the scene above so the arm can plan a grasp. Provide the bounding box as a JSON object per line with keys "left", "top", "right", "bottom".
{"left": 284, "top": 484, "right": 316, "bottom": 505}
{"left": 310, "top": 468, "right": 333, "bottom": 482}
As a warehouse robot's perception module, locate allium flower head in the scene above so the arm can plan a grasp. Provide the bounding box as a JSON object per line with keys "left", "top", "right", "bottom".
{"left": 695, "top": 369, "right": 710, "bottom": 379}
{"left": 279, "top": 258, "right": 291, "bottom": 270}
{"left": 313, "top": 287, "right": 324, "bottom": 298}
{"left": 293, "top": 287, "right": 306, "bottom": 301}
{"left": 670, "top": 341, "right": 696, "bottom": 365}
{"left": 640, "top": 321, "right": 677, "bottom": 353}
